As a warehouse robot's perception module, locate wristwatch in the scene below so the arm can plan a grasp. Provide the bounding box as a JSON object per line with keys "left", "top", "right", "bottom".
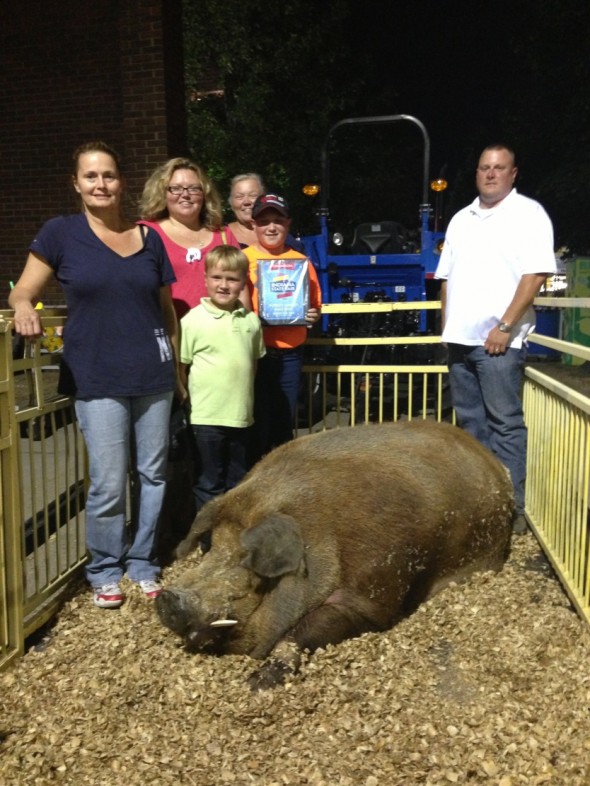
{"left": 498, "top": 322, "right": 512, "bottom": 333}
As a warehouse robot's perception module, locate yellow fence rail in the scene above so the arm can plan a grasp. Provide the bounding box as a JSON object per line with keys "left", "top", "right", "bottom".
{"left": 1, "top": 295, "right": 590, "bottom": 672}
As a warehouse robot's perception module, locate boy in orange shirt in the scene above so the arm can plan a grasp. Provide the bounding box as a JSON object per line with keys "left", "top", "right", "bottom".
{"left": 243, "top": 193, "right": 321, "bottom": 464}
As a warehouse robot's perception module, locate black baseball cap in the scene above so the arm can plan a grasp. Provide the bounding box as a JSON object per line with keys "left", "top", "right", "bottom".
{"left": 251, "top": 193, "right": 290, "bottom": 219}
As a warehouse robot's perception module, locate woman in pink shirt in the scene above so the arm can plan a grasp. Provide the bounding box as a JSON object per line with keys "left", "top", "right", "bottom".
{"left": 139, "top": 158, "right": 250, "bottom": 319}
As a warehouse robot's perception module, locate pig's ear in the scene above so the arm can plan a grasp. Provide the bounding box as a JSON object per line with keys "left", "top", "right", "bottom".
{"left": 240, "top": 515, "right": 304, "bottom": 578}
{"left": 175, "top": 500, "right": 217, "bottom": 560}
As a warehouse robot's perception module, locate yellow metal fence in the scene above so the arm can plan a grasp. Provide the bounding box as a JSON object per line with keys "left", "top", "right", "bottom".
{"left": 1, "top": 297, "right": 590, "bottom": 673}
{"left": 0, "top": 309, "right": 86, "bottom": 672}
{"left": 521, "top": 300, "right": 590, "bottom": 623}
{"left": 524, "top": 371, "right": 590, "bottom": 622}
{"left": 297, "top": 300, "right": 451, "bottom": 429}
{"left": 524, "top": 344, "right": 590, "bottom": 623}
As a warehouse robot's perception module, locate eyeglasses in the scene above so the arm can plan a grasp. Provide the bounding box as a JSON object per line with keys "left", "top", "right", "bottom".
{"left": 167, "top": 185, "right": 204, "bottom": 195}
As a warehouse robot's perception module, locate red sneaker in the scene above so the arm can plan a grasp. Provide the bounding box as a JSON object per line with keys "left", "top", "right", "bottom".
{"left": 93, "top": 583, "right": 124, "bottom": 609}
{"left": 138, "top": 579, "right": 162, "bottom": 599}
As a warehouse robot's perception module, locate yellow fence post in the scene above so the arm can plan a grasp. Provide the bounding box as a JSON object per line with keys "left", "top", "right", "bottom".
{"left": 0, "top": 316, "right": 25, "bottom": 668}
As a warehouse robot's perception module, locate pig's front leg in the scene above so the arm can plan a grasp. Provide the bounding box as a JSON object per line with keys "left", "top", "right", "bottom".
{"left": 247, "top": 638, "right": 301, "bottom": 691}
{"left": 248, "top": 593, "right": 384, "bottom": 690}
{"left": 291, "top": 596, "right": 384, "bottom": 651}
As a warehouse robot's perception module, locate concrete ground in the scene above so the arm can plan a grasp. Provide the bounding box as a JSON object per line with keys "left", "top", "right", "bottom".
{"left": 528, "top": 357, "right": 590, "bottom": 397}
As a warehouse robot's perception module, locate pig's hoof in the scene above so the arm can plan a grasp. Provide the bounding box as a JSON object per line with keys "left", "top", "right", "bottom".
{"left": 247, "top": 660, "right": 296, "bottom": 691}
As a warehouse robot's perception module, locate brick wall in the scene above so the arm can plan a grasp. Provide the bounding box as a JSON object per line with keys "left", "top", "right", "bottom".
{"left": 0, "top": 0, "right": 186, "bottom": 304}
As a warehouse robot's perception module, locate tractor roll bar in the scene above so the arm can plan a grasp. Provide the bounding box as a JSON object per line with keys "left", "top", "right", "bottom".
{"left": 319, "top": 114, "right": 431, "bottom": 216}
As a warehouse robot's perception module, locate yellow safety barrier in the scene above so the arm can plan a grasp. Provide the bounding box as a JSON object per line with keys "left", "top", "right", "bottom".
{"left": 297, "top": 366, "right": 452, "bottom": 430}
{"left": 0, "top": 309, "right": 86, "bottom": 672}
{"left": 524, "top": 366, "right": 590, "bottom": 623}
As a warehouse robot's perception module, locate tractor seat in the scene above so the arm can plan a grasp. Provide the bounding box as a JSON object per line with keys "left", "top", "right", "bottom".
{"left": 350, "top": 221, "right": 405, "bottom": 254}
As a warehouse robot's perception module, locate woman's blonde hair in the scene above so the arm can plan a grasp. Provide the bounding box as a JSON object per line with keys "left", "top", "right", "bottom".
{"left": 139, "top": 157, "right": 223, "bottom": 229}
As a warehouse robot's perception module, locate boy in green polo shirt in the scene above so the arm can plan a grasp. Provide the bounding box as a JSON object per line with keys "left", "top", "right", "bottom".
{"left": 180, "top": 246, "right": 265, "bottom": 549}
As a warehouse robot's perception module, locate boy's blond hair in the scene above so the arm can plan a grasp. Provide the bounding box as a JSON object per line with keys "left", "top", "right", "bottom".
{"left": 206, "top": 245, "right": 248, "bottom": 276}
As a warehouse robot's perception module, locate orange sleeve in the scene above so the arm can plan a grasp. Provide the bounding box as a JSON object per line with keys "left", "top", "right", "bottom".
{"left": 308, "top": 259, "right": 322, "bottom": 309}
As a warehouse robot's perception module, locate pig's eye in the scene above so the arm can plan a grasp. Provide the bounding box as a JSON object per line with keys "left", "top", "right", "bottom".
{"left": 254, "top": 575, "right": 280, "bottom": 594}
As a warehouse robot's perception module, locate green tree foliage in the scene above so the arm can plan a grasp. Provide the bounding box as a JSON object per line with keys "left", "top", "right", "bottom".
{"left": 501, "top": 0, "right": 590, "bottom": 252}
{"left": 439, "top": 0, "right": 590, "bottom": 251}
{"left": 183, "top": 0, "right": 590, "bottom": 250}
{"left": 183, "top": 0, "right": 363, "bottom": 229}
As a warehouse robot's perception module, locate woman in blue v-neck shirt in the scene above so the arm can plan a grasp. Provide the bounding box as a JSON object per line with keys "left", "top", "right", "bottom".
{"left": 9, "top": 141, "right": 181, "bottom": 610}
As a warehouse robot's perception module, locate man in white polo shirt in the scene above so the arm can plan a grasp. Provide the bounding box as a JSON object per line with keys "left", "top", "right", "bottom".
{"left": 435, "top": 144, "right": 556, "bottom": 534}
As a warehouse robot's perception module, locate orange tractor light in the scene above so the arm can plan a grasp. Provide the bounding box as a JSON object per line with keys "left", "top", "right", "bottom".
{"left": 302, "top": 184, "right": 320, "bottom": 196}
{"left": 430, "top": 178, "right": 448, "bottom": 193}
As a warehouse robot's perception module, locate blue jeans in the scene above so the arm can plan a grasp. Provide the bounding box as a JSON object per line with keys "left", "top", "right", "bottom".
{"left": 447, "top": 343, "right": 527, "bottom": 513}
{"left": 192, "top": 425, "right": 249, "bottom": 510}
{"left": 75, "top": 392, "right": 173, "bottom": 587}
{"left": 249, "top": 346, "right": 303, "bottom": 465}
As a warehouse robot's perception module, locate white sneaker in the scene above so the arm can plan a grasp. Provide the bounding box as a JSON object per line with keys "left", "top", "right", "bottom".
{"left": 138, "top": 579, "right": 162, "bottom": 599}
{"left": 93, "top": 583, "right": 125, "bottom": 609}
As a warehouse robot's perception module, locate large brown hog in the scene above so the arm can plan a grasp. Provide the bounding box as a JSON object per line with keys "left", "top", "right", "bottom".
{"left": 156, "top": 420, "right": 514, "bottom": 688}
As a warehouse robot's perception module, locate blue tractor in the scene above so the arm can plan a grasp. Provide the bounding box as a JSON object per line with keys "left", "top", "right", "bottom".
{"left": 300, "top": 114, "right": 446, "bottom": 367}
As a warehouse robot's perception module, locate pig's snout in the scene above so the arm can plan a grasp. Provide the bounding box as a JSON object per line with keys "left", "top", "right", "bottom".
{"left": 156, "top": 588, "right": 237, "bottom": 653}
{"left": 156, "top": 587, "right": 202, "bottom": 637}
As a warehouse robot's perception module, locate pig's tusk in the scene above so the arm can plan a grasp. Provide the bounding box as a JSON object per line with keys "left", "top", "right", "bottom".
{"left": 209, "top": 619, "right": 238, "bottom": 628}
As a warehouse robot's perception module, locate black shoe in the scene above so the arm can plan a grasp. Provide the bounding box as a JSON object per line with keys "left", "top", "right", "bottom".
{"left": 512, "top": 514, "right": 528, "bottom": 535}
